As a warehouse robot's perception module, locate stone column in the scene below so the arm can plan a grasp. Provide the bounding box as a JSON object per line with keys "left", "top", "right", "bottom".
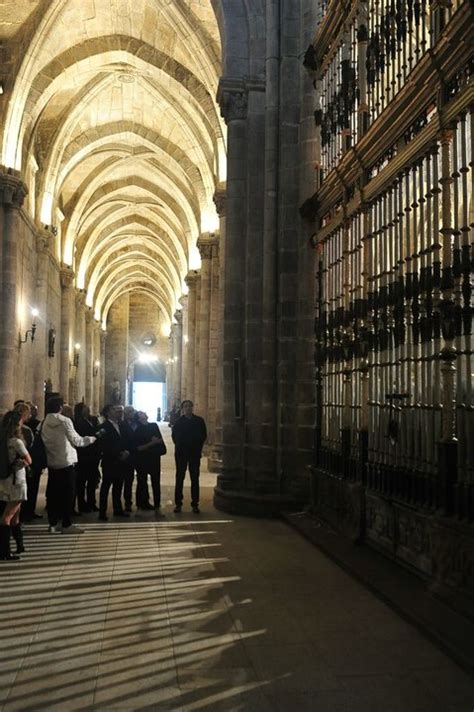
{"left": 207, "top": 235, "right": 220, "bottom": 448}
{"left": 85, "top": 307, "right": 94, "bottom": 407}
{"left": 100, "top": 330, "right": 106, "bottom": 407}
{"left": 179, "top": 295, "right": 189, "bottom": 399}
{"left": 33, "top": 230, "right": 54, "bottom": 416}
{"left": 194, "top": 272, "right": 202, "bottom": 408}
{"left": 184, "top": 271, "right": 199, "bottom": 402}
{"left": 92, "top": 321, "right": 101, "bottom": 414}
{"left": 0, "top": 171, "right": 27, "bottom": 413}
{"left": 74, "top": 290, "right": 86, "bottom": 404}
{"left": 59, "top": 267, "right": 75, "bottom": 401}
{"left": 196, "top": 234, "right": 215, "bottom": 420}
{"left": 174, "top": 310, "right": 183, "bottom": 403}
{"left": 104, "top": 293, "right": 129, "bottom": 406}
{"left": 167, "top": 331, "right": 175, "bottom": 411}
{"left": 209, "top": 187, "right": 227, "bottom": 472}
{"left": 215, "top": 81, "right": 248, "bottom": 498}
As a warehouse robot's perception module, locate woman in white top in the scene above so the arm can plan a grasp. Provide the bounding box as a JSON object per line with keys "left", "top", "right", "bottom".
{"left": 0, "top": 411, "right": 32, "bottom": 561}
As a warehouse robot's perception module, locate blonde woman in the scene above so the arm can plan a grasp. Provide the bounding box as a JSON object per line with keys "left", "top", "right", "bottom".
{"left": 0, "top": 411, "right": 32, "bottom": 561}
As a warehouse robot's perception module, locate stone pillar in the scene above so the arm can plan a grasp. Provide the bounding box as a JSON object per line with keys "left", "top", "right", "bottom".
{"left": 167, "top": 331, "right": 175, "bottom": 411}
{"left": 0, "top": 171, "right": 27, "bottom": 413}
{"left": 85, "top": 307, "right": 94, "bottom": 407}
{"left": 174, "top": 310, "right": 183, "bottom": 403}
{"left": 59, "top": 267, "right": 75, "bottom": 401}
{"left": 196, "top": 234, "right": 215, "bottom": 420}
{"left": 184, "top": 271, "right": 199, "bottom": 401}
{"left": 92, "top": 321, "right": 101, "bottom": 414}
{"left": 179, "top": 295, "right": 189, "bottom": 399}
{"left": 33, "top": 230, "right": 54, "bottom": 416}
{"left": 105, "top": 293, "right": 129, "bottom": 406}
{"left": 73, "top": 290, "right": 86, "bottom": 404}
{"left": 292, "top": 0, "right": 320, "bottom": 500}
{"left": 194, "top": 271, "right": 202, "bottom": 408}
{"left": 207, "top": 235, "right": 220, "bottom": 448}
{"left": 209, "top": 188, "right": 226, "bottom": 472}
{"left": 100, "top": 330, "right": 106, "bottom": 407}
{"left": 214, "top": 81, "right": 248, "bottom": 498}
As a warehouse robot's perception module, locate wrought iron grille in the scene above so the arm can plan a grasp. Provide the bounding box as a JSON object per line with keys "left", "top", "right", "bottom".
{"left": 314, "top": 0, "right": 466, "bottom": 176}
{"left": 315, "top": 107, "right": 473, "bottom": 514}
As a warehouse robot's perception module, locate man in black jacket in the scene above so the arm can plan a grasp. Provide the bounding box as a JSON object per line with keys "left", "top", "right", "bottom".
{"left": 172, "top": 400, "right": 207, "bottom": 514}
{"left": 121, "top": 406, "right": 139, "bottom": 512}
{"left": 74, "top": 403, "right": 101, "bottom": 512}
{"left": 98, "top": 404, "right": 130, "bottom": 521}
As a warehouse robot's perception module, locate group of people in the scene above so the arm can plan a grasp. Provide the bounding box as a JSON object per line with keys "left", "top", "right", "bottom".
{"left": 0, "top": 397, "right": 207, "bottom": 561}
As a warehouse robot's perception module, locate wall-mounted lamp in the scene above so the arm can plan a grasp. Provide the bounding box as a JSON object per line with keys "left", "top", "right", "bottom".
{"left": 93, "top": 360, "right": 100, "bottom": 377}
{"left": 19, "top": 308, "right": 39, "bottom": 348}
{"left": 48, "top": 328, "right": 56, "bottom": 358}
{"left": 73, "top": 342, "right": 81, "bottom": 368}
{"left": 0, "top": 82, "right": 4, "bottom": 96}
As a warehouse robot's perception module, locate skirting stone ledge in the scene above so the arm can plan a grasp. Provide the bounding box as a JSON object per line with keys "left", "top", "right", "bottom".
{"left": 213, "top": 486, "right": 304, "bottom": 517}
{"left": 283, "top": 510, "right": 474, "bottom": 675}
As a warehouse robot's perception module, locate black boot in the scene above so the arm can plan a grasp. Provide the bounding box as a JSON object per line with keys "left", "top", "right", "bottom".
{"left": 11, "top": 524, "right": 25, "bottom": 554}
{"left": 0, "top": 525, "right": 20, "bottom": 561}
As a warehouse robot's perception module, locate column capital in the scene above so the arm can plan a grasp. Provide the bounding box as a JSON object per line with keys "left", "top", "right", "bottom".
{"left": 213, "top": 186, "right": 227, "bottom": 217}
{"left": 36, "top": 229, "right": 55, "bottom": 255}
{"left": 197, "top": 233, "right": 218, "bottom": 260}
{"left": 60, "top": 267, "right": 75, "bottom": 289}
{"left": 0, "top": 168, "right": 27, "bottom": 208}
{"left": 217, "top": 79, "right": 248, "bottom": 123}
{"left": 185, "top": 270, "right": 200, "bottom": 287}
{"left": 75, "top": 289, "right": 87, "bottom": 309}
{"left": 174, "top": 310, "right": 183, "bottom": 325}
{"left": 85, "top": 306, "right": 94, "bottom": 324}
{"left": 179, "top": 294, "right": 188, "bottom": 309}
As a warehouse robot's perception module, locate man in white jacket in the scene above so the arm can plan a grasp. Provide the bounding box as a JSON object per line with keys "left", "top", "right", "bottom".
{"left": 41, "top": 397, "right": 97, "bottom": 534}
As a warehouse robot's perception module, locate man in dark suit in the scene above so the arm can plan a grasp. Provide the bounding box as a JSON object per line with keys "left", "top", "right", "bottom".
{"left": 98, "top": 404, "right": 130, "bottom": 521}
{"left": 172, "top": 400, "right": 207, "bottom": 514}
{"left": 74, "top": 403, "right": 101, "bottom": 512}
{"left": 121, "top": 406, "right": 139, "bottom": 512}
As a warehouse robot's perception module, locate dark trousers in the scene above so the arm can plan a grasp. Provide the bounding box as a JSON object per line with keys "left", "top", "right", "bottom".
{"left": 76, "top": 460, "right": 100, "bottom": 509}
{"left": 136, "top": 464, "right": 161, "bottom": 508}
{"left": 123, "top": 465, "right": 135, "bottom": 507}
{"left": 174, "top": 452, "right": 200, "bottom": 506}
{"left": 47, "top": 466, "right": 76, "bottom": 528}
{"left": 23, "top": 465, "right": 43, "bottom": 518}
{"left": 99, "top": 467, "right": 125, "bottom": 515}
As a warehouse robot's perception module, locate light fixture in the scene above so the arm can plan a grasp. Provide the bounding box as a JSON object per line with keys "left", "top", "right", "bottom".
{"left": 93, "top": 360, "right": 100, "bottom": 377}
{"left": 0, "top": 82, "right": 4, "bottom": 96}
{"left": 19, "top": 308, "right": 38, "bottom": 348}
{"left": 73, "top": 343, "right": 81, "bottom": 368}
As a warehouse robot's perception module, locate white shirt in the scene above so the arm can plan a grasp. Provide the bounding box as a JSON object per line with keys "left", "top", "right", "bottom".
{"left": 41, "top": 413, "right": 96, "bottom": 469}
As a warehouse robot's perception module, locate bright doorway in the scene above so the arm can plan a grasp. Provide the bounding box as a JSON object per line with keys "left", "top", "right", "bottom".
{"left": 132, "top": 382, "right": 166, "bottom": 422}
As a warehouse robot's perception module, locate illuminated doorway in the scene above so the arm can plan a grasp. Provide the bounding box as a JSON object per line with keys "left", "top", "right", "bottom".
{"left": 132, "top": 382, "right": 166, "bottom": 422}
{"left": 130, "top": 359, "right": 167, "bottom": 422}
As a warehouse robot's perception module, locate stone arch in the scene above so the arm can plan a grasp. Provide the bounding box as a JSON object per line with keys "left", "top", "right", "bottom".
{"left": 102, "top": 286, "right": 170, "bottom": 329}
{"left": 2, "top": 1, "right": 228, "bottom": 170}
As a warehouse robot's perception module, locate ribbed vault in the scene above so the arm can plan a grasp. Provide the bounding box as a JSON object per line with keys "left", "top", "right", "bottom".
{"left": 1, "top": 0, "right": 225, "bottom": 330}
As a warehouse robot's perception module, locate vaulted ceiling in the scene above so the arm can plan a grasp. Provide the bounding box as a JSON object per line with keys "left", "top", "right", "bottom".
{"left": 1, "top": 0, "right": 225, "bottom": 328}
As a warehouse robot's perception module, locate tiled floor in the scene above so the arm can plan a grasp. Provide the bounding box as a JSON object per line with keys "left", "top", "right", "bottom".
{"left": 1, "top": 426, "right": 473, "bottom": 711}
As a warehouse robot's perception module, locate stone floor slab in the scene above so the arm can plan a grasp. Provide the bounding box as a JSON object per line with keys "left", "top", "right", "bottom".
{"left": 1, "top": 429, "right": 472, "bottom": 712}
